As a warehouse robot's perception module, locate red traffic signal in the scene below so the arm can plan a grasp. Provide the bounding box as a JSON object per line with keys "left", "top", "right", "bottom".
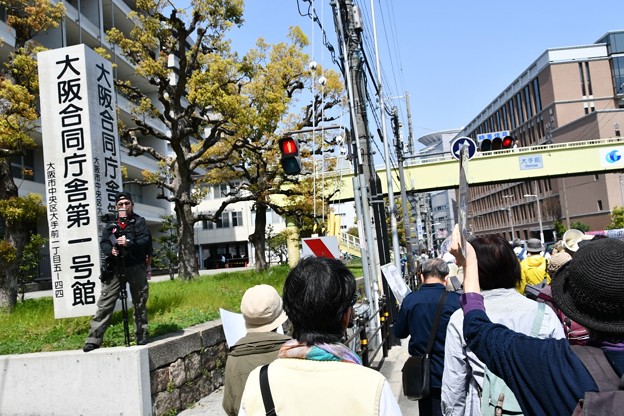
{"left": 479, "top": 135, "right": 514, "bottom": 151}
{"left": 501, "top": 136, "right": 514, "bottom": 148}
{"left": 279, "top": 137, "right": 298, "bottom": 155}
{"left": 278, "top": 137, "right": 302, "bottom": 175}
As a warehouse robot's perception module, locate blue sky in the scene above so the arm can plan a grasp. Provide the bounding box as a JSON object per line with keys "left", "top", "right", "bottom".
{"left": 182, "top": 1, "right": 624, "bottom": 150}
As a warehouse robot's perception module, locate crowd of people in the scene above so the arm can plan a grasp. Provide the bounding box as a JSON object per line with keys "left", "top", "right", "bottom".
{"left": 449, "top": 226, "right": 624, "bottom": 415}
{"left": 82, "top": 192, "right": 623, "bottom": 414}
{"left": 236, "top": 256, "right": 402, "bottom": 415}
{"left": 218, "top": 226, "right": 623, "bottom": 416}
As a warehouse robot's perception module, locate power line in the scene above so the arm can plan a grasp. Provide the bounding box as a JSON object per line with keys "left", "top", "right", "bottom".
{"left": 296, "top": 0, "right": 342, "bottom": 73}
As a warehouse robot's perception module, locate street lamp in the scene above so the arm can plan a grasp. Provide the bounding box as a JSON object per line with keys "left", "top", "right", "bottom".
{"left": 502, "top": 194, "right": 514, "bottom": 239}
{"left": 524, "top": 192, "right": 544, "bottom": 245}
{"left": 499, "top": 207, "right": 514, "bottom": 239}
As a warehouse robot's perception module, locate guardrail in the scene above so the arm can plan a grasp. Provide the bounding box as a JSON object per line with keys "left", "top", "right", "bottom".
{"left": 343, "top": 295, "right": 391, "bottom": 369}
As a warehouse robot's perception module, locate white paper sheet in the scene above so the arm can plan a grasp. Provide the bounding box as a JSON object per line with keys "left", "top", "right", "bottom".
{"left": 219, "top": 308, "right": 285, "bottom": 347}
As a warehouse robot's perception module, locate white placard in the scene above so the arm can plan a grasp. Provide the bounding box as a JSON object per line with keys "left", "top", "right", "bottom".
{"left": 380, "top": 263, "right": 411, "bottom": 304}
{"left": 219, "top": 308, "right": 285, "bottom": 348}
{"left": 219, "top": 308, "right": 248, "bottom": 348}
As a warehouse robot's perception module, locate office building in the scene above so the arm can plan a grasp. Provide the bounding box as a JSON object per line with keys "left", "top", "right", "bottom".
{"left": 458, "top": 30, "right": 624, "bottom": 241}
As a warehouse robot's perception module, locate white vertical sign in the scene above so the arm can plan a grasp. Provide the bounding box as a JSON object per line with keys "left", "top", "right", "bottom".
{"left": 38, "top": 44, "right": 123, "bottom": 318}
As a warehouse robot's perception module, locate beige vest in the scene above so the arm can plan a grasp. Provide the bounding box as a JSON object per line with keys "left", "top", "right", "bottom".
{"left": 241, "top": 358, "right": 385, "bottom": 415}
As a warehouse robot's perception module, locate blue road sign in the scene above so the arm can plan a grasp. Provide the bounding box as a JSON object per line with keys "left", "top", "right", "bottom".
{"left": 451, "top": 136, "right": 477, "bottom": 160}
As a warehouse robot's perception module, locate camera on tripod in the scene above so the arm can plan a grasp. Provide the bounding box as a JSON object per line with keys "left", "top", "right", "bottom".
{"left": 100, "top": 212, "right": 129, "bottom": 248}
{"left": 98, "top": 208, "right": 134, "bottom": 347}
{"left": 99, "top": 212, "right": 127, "bottom": 282}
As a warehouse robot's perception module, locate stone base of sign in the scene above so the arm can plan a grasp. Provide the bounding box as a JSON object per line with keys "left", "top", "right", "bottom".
{"left": 0, "top": 320, "right": 227, "bottom": 416}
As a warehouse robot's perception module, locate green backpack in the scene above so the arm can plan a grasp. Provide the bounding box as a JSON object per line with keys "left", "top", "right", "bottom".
{"left": 480, "top": 303, "right": 545, "bottom": 415}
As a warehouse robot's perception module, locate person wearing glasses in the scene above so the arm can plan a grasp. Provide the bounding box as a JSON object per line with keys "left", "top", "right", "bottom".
{"left": 83, "top": 191, "right": 152, "bottom": 352}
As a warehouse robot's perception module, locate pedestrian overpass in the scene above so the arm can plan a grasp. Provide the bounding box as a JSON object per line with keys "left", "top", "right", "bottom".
{"left": 327, "top": 137, "right": 624, "bottom": 201}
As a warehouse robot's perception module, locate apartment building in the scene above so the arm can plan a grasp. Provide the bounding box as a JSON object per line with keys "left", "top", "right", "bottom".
{"left": 458, "top": 30, "right": 624, "bottom": 241}
{"left": 5, "top": 0, "right": 170, "bottom": 277}
{"left": 192, "top": 183, "right": 287, "bottom": 269}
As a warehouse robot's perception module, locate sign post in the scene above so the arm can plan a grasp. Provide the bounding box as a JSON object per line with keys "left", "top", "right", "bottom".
{"left": 450, "top": 136, "right": 477, "bottom": 161}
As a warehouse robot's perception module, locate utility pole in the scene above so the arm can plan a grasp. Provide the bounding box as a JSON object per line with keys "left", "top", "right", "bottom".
{"left": 392, "top": 106, "right": 416, "bottom": 284}
{"left": 331, "top": 0, "right": 379, "bottom": 332}
{"left": 331, "top": 0, "right": 398, "bottom": 345}
{"left": 405, "top": 92, "right": 414, "bottom": 155}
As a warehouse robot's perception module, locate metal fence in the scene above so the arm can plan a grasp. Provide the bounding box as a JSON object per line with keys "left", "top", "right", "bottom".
{"left": 343, "top": 295, "right": 391, "bottom": 369}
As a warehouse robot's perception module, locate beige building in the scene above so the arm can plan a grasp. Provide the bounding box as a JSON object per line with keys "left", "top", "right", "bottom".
{"left": 459, "top": 30, "right": 624, "bottom": 242}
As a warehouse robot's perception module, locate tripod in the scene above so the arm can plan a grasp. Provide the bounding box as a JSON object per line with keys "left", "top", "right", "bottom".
{"left": 111, "top": 240, "right": 132, "bottom": 347}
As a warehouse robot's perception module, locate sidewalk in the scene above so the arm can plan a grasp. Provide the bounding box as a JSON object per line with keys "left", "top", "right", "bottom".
{"left": 178, "top": 339, "right": 419, "bottom": 415}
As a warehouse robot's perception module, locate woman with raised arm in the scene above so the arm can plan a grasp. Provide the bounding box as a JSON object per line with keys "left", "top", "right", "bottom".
{"left": 441, "top": 234, "right": 564, "bottom": 416}
{"left": 448, "top": 225, "right": 624, "bottom": 415}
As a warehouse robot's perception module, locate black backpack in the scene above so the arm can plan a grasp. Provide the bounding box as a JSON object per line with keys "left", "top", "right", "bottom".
{"left": 571, "top": 345, "right": 624, "bottom": 416}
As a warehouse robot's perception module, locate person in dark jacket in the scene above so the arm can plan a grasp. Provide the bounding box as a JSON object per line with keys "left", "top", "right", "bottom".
{"left": 449, "top": 225, "right": 624, "bottom": 415}
{"left": 83, "top": 191, "right": 151, "bottom": 352}
{"left": 394, "top": 258, "right": 461, "bottom": 416}
{"left": 222, "top": 285, "right": 290, "bottom": 416}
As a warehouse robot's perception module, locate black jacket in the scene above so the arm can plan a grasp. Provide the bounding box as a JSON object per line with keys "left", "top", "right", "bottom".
{"left": 100, "top": 212, "right": 150, "bottom": 266}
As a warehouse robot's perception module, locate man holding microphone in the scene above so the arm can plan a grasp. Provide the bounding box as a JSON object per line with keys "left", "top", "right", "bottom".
{"left": 83, "top": 191, "right": 151, "bottom": 352}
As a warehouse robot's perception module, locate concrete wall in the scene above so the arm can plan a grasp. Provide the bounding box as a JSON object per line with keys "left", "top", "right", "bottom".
{"left": 0, "top": 320, "right": 227, "bottom": 416}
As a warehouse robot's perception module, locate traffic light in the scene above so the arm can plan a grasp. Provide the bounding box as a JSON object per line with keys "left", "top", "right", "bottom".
{"left": 501, "top": 136, "right": 514, "bottom": 148}
{"left": 479, "top": 135, "right": 514, "bottom": 151}
{"left": 278, "top": 137, "right": 302, "bottom": 175}
{"left": 479, "top": 138, "right": 492, "bottom": 151}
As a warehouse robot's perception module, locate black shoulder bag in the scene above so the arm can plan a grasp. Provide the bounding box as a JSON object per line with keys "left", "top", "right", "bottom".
{"left": 259, "top": 364, "right": 277, "bottom": 416}
{"left": 401, "top": 290, "right": 448, "bottom": 401}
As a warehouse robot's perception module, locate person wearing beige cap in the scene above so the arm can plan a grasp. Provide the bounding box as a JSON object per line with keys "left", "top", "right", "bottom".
{"left": 222, "top": 285, "right": 290, "bottom": 416}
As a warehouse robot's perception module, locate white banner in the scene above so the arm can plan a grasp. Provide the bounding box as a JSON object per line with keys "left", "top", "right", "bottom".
{"left": 38, "top": 44, "right": 122, "bottom": 318}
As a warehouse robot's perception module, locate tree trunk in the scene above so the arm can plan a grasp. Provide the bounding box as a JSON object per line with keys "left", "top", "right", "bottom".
{"left": 175, "top": 201, "right": 199, "bottom": 280}
{"left": 249, "top": 203, "right": 268, "bottom": 271}
{"left": 0, "top": 158, "right": 21, "bottom": 310}
{"left": 168, "top": 265, "right": 175, "bottom": 281}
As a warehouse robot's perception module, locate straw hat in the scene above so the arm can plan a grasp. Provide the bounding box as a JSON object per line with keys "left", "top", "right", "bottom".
{"left": 547, "top": 251, "right": 572, "bottom": 275}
